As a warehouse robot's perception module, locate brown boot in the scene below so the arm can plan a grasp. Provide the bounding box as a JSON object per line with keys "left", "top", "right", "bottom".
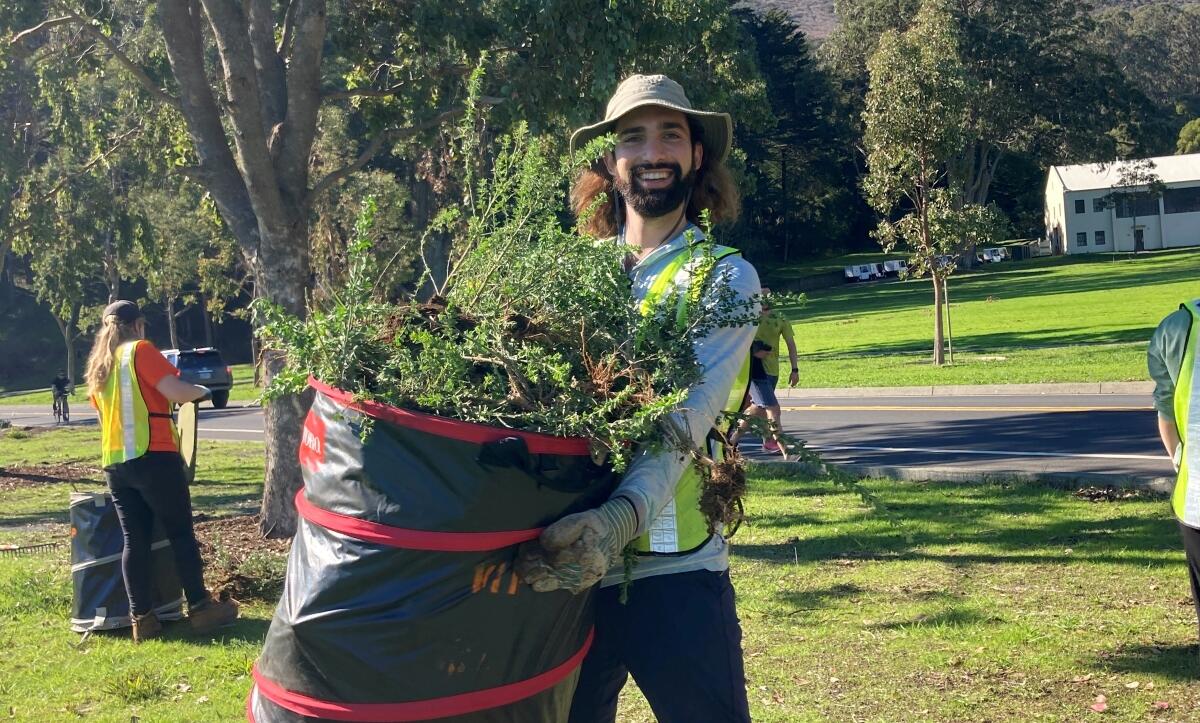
{"left": 189, "top": 594, "right": 239, "bottom": 633}
{"left": 132, "top": 612, "right": 162, "bottom": 642}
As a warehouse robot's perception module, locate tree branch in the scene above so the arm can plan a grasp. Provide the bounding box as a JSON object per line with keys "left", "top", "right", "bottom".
{"left": 6, "top": 127, "right": 142, "bottom": 239}
{"left": 276, "top": 0, "right": 298, "bottom": 55}
{"left": 198, "top": 0, "right": 287, "bottom": 230}
{"left": 274, "top": 0, "right": 325, "bottom": 209}
{"left": 303, "top": 97, "right": 504, "bottom": 208}
{"left": 160, "top": 0, "right": 260, "bottom": 252}
{"left": 43, "top": 4, "right": 181, "bottom": 110}
{"left": 9, "top": 16, "right": 74, "bottom": 51}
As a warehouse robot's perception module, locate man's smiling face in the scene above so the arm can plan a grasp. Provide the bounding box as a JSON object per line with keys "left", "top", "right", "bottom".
{"left": 604, "top": 106, "right": 703, "bottom": 219}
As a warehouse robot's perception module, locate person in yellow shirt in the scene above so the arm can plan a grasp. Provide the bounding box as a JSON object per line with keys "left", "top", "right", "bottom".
{"left": 729, "top": 288, "right": 798, "bottom": 454}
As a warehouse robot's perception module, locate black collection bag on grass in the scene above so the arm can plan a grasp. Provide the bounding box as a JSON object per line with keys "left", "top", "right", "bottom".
{"left": 249, "top": 379, "right": 618, "bottom": 722}
{"left": 69, "top": 490, "right": 184, "bottom": 632}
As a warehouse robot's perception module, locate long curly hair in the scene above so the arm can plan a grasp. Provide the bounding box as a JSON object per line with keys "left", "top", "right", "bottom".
{"left": 570, "top": 118, "right": 740, "bottom": 238}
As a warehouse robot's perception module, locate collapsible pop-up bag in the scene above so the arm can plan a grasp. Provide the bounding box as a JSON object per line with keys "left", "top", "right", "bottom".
{"left": 248, "top": 379, "right": 617, "bottom": 722}
{"left": 69, "top": 491, "right": 184, "bottom": 632}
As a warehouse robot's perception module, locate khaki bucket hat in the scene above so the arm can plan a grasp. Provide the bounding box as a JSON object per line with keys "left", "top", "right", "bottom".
{"left": 570, "top": 74, "right": 733, "bottom": 164}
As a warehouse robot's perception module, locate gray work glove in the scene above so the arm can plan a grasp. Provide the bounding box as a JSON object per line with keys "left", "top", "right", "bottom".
{"left": 1174, "top": 443, "right": 1183, "bottom": 473}
{"left": 194, "top": 385, "right": 213, "bottom": 403}
{"left": 515, "top": 496, "right": 640, "bottom": 594}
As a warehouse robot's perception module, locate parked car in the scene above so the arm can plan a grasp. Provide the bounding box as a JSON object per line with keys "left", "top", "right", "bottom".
{"left": 843, "top": 264, "right": 883, "bottom": 282}
{"left": 977, "top": 247, "right": 1007, "bottom": 263}
{"left": 882, "top": 259, "right": 908, "bottom": 276}
{"left": 161, "top": 347, "right": 233, "bottom": 408}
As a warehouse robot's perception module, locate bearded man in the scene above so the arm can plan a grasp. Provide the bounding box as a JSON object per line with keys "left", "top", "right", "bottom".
{"left": 516, "top": 74, "right": 759, "bottom": 723}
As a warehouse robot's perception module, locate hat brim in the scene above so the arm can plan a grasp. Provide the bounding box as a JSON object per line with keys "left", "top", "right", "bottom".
{"left": 570, "top": 100, "right": 733, "bottom": 166}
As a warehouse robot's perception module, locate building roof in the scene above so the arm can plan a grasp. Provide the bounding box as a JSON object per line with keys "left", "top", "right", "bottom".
{"left": 1050, "top": 153, "right": 1200, "bottom": 192}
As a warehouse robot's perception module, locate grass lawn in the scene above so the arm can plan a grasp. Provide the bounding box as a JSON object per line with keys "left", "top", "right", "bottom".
{"left": 769, "top": 248, "right": 1200, "bottom": 387}
{"left": 3, "top": 428, "right": 1199, "bottom": 720}
{"left": 0, "top": 363, "right": 262, "bottom": 407}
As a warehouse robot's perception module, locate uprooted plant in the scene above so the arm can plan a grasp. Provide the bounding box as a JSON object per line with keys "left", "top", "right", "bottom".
{"left": 255, "top": 67, "right": 759, "bottom": 501}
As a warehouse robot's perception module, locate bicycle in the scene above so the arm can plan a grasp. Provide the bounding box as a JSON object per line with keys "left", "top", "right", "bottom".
{"left": 52, "top": 389, "right": 71, "bottom": 424}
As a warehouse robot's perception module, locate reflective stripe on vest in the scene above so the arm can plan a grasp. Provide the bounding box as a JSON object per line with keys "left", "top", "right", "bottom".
{"left": 634, "top": 241, "right": 751, "bottom": 554}
{"left": 98, "top": 341, "right": 151, "bottom": 466}
{"left": 1174, "top": 300, "right": 1200, "bottom": 526}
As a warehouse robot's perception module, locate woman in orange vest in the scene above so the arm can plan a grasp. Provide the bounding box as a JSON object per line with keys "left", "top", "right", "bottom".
{"left": 84, "top": 300, "right": 238, "bottom": 641}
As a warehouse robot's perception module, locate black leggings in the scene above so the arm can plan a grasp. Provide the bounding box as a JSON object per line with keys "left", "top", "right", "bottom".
{"left": 1180, "top": 522, "right": 1200, "bottom": 639}
{"left": 105, "top": 452, "right": 208, "bottom": 615}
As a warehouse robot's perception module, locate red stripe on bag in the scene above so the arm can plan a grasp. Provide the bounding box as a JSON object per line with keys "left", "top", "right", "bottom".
{"left": 308, "top": 377, "right": 593, "bottom": 456}
{"left": 251, "top": 628, "right": 594, "bottom": 722}
{"left": 295, "top": 490, "right": 542, "bottom": 551}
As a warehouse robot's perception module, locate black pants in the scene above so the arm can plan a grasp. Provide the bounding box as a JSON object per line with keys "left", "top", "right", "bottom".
{"left": 105, "top": 451, "right": 208, "bottom": 615}
{"left": 1180, "top": 522, "right": 1200, "bottom": 638}
{"left": 568, "top": 569, "right": 751, "bottom": 723}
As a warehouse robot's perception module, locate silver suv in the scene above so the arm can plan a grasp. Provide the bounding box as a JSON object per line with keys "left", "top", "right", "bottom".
{"left": 161, "top": 347, "right": 233, "bottom": 408}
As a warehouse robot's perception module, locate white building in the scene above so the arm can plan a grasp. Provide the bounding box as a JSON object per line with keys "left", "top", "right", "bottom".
{"left": 1044, "top": 153, "right": 1200, "bottom": 255}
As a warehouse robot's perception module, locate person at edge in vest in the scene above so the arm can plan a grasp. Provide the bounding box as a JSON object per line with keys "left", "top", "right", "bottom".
{"left": 515, "top": 74, "right": 759, "bottom": 722}
{"left": 728, "top": 287, "right": 799, "bottom": 455}
{"left": 84, "top": 300, "right": 239, "bottom": 642}
{"left": 1148, "top": 300, "right": 1200, "bottom": 638}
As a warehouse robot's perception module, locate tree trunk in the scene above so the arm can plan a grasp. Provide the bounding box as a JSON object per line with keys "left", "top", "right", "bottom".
{"left": 166, "top": 296, "right": 180, "bottom": 349}
{"left": 202, "top": 293, "right": 215, "bottom": 347}
{"left": 931, "top": 274, "right": 945, "bottom": 366}
{"left": 781, "top": 147, "right": 790, "bottom": 263}
{"left": 103, "top": 230, "right": 120, "bottom": 301}
{"left": 256, "top": 224, "right": 312, "bottom": 539}
{"left": 53, "top": 302, "right": 82, "bottom": 383}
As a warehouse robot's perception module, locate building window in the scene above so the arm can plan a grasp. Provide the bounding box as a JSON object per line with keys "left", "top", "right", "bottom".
{"left": 1095, "top": 231, "right": 1106, "bottom": 245}
{"left": 1092, "top": 198, "right": 1105, "bottom": 213}
{"left": 1164, "top": 186, "right": 1200, "bottom": 215}
{"left": 1114, "top": 195, "right": 1161, "bottom": 218}
{"left": 1076, "top": 232, "right": 1088, "bottom": 247}
{"left": 1074, "top": 199, "right": 1086, "bottom": 214}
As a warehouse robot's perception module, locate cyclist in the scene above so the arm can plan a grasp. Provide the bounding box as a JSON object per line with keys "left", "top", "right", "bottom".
{"left": 51, "top": 370, "right": 72, "bottom": 423}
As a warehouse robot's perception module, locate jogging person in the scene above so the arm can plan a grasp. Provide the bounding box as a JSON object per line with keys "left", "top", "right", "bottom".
{"left": 517, "top": 74, "right": 759, "bottom": 722}
{"left": 84, "top": 300, "right": 238, "bottom": 641}
{"left": 1149, "top": 300, "right": 1200, "bottom": 638}
{"left": 729, "top": 288, "right": 799, "bottom": 454}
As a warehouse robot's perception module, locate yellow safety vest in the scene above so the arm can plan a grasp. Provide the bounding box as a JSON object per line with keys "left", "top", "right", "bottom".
{"left": 96, "top": 341, "right": 172, "bottom": 466}
{"left": 633, "top": 240, "right": 752, "bottom": 555}
{"left": 1173, "top": 300, "right": 1200, "bottom": 527}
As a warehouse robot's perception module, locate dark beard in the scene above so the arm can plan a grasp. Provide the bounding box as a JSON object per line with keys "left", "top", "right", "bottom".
{"left": 614, "top": 163, "right": 695, "bottom": 219}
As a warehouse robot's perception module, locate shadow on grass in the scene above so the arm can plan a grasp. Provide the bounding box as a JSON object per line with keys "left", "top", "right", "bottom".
{"left": 83, "top": 616, "right": 272, "bottom": 647}
{"left": 736, "top": 477, "right": 1179, "bottom": 568}
{"left": 1097, "top": 643, "right": 1200, "bottom": 680}
{"left": 0, "top": 511, "right": 70, "bottom": 528}
{"left": 866, "top": 605, "right": 1000, "bottom": 630}
{"left": 775, "top": 582, "right": 865, "bottom": 611}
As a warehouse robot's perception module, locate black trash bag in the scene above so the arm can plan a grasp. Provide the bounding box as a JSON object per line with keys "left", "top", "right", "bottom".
{"left": 69, "top": 491, "right": 184, "bottom": 632}
{"left": 249, "top": 379, "right": 618, "bottom": 722}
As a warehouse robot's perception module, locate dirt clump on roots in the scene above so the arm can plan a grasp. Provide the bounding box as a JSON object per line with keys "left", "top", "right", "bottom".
{"left": 194, "top": 514, "right": 292, "bottom": 601}
{"left": 0, "top": 463, "right": 101, "bottom": 491}
{"left": 699, "top": 457, "right": 747, "bottom": 535}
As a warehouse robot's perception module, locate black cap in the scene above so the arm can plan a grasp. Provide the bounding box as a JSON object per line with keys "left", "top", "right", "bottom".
{"left": 102, "top": 300, "right": 143, "bottom": 324}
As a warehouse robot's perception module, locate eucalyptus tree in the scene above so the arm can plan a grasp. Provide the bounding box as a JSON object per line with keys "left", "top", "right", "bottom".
{"left": 862, "top": 0, "right": 1008, "bottom": 366}
{"left": 12, "top": 0, "right": 768, "bottom": 537}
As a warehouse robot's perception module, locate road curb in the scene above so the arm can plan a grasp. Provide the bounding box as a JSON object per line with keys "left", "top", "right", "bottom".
{"left": 775, "top": 381, "right": 1154, "bottom": 398}
{"left": 748, "top": 458, "right": 1173, "bottom": 494}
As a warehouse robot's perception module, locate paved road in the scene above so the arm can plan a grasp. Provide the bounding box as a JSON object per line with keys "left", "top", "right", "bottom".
{"left": 746, "top": 393, "right": 1174, "bottom": 482}
{"left": 5, "top": 393, "right": 1175, "bottom": 482}
{"left": 1, "top": 403, "right": 263, "bottom": 443}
